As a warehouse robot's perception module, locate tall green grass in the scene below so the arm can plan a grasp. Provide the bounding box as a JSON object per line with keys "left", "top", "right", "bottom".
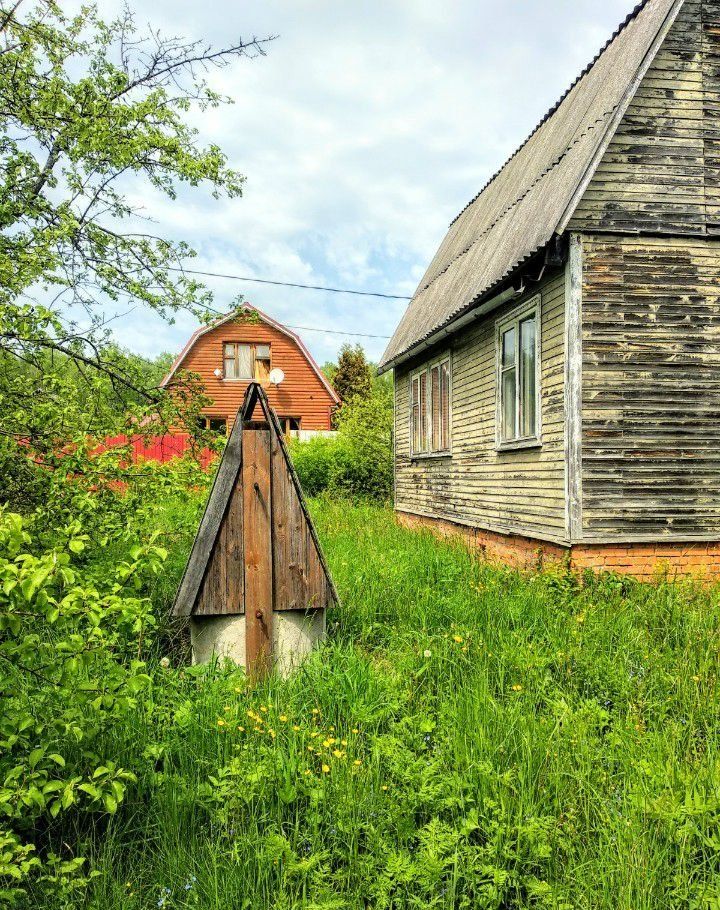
{"left": 71, "top": 499, "right": 719, "bottom": 909}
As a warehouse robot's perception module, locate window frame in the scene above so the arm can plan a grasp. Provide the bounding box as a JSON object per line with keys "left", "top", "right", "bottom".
{"left": 409, "top": 353, "right": 452, "bottom": 459}
{"left": 222, "top": 342, "right": 272, "bottom": 382}
{"left": 495, "top": 295, "right": 542, "bottom": 451}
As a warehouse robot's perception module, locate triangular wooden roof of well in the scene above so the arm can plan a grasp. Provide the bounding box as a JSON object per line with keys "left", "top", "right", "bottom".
{"left": 379, "top": 0, "right": 685, "bottom": 370}
{"left": 172, "top": 382, "right": 338, "bottom": 617}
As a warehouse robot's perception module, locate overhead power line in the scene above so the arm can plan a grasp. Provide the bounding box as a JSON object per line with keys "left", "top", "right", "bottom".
{"left": 285, "top": 323, "right": 390, "bottom": 339}
{"left": 167, "top": 266, "right": 412, "bottom": 300}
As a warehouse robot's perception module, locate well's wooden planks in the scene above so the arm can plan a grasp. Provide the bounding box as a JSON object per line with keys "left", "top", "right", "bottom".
{"left": 194, "top": 472, "right": 244, "bottom": 615}
{"left": 172, "top": 413, "right": 244, "bottom": 616}
{"left": 271, "top": 422, "right": 328, "bottom": 610}
{"left": 243, "top": 429, "right": 273, "bottom": 677}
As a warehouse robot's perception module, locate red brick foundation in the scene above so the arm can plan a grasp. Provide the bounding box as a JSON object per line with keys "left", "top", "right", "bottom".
{"left": 396, "top": 511, "right": 720, "bottom": 582}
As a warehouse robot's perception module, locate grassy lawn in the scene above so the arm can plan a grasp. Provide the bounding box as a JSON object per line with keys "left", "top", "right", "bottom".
{"left": 81, "top": 498, "right": 719, "bottom": 910}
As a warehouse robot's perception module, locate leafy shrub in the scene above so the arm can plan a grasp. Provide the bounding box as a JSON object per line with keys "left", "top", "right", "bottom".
{"left": 291, "top": 388, "right": 393, "bottom": 501}
{"left": 288, "top": 436, "right": 336, "bottom": 497}
{"left": 0, "top": 502, "right": 168, "bottom": 903}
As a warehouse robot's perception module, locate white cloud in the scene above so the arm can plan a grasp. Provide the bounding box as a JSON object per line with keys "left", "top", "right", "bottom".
{"left": 94, "top": 0, "right": 634, "bottom": 364}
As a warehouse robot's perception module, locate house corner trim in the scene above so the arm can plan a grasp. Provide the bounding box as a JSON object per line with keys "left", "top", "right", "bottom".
{"left": 565, "top": 233, "right": 583, "bottom": 542}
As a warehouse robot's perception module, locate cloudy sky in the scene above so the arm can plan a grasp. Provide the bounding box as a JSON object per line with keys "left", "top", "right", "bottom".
{"left": 96, "top": 0, "right": 634, "bottom": 366}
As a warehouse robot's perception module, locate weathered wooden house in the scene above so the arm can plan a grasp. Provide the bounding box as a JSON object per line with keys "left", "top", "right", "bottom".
{"left": 161, "top": 305, "right": 339, "bottom": 435}
{"left": 379, "top": 0, "right": 720, "bottom": 579}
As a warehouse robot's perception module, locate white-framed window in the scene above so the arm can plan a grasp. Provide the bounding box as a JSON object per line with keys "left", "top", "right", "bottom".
{"left": 496, "top": 296, "right": 541, "bottom": 449}
{"left": 223, "top": 342, "right": 271, "bottom": 381}
{"left": 410, "top": 355, "right": 451, "bottom": 456}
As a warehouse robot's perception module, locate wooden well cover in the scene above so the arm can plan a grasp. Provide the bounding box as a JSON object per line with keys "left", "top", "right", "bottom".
{"left": 172, "top": 383, "right": 337, "bottom": 620}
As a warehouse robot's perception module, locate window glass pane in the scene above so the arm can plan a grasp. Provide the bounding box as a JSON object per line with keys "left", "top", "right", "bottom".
{"left": 431, "top": 365, "right": 440, "bottom": 451}
{"left": 208, "top": 418, "right": 227, "bottom": 435}
{"left": 520, "top": 317, "right": 537, "bottom": 437}
{"left": 236, "top": 343, "right": 253, "bottom": 379}
{"left": 419, "top": 372, "right": 427, "bottom": 451}
{"left": 441, "top": 361, "right": 450, "bottom": 451}
{"left": 255, "top": 344, "right": 270, "bottom": 361}
{"left": 501, "top": 368, "right": 516, "bottom": 441}
{"left": 502, "top": 327, "right": 516, "bottom": 369}
{"left": 223, "top": 343, "right": 236, "bottom": 379}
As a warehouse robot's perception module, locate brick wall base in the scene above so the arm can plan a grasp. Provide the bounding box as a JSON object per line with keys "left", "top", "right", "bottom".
{"left": 396, "top": 511, "right": 720, "bottom": 582}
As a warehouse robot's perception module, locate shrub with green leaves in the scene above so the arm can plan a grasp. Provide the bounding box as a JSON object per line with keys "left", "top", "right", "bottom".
{"left": 0, "top": 509, "right": 166, "bottom": 904}
{"left": 291, "top": 387, "right": 393, "bottom": 501}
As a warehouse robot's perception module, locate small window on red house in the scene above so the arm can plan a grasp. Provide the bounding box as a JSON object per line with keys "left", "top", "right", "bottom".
{"left": 222, "top": 342, "right": 271, "bottom": 381}
{"left": 197, "top": 416, "right": 228, "bottom": 435}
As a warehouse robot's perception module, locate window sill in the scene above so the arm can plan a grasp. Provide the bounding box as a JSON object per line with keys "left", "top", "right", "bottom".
{"left": 410, "top": 451, "right": 452, "bottom": 462}
{"left": 496, "top": 438, "right": 542, "bottom": 453}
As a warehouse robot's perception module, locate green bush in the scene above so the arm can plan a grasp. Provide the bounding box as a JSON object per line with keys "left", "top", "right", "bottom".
{"left": 288, "top": 436, "right": 336, "bottom": 497}
{"left": 290, "top": 389, "right": 393, "bottom": 501}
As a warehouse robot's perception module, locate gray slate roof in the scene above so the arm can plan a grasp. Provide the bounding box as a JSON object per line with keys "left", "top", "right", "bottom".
{"left": 379, "top": 0, "right": 683, "bottom": 370}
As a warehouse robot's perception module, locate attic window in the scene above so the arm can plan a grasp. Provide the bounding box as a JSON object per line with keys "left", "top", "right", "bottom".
{"left": 496, "top": 296, "right": 541, "bottom": 449}
{"left": 223, "top": 342, "right": 272, "bottom": 381}
{"left": 411, "top": 356, "right": 451, "bottom": 457}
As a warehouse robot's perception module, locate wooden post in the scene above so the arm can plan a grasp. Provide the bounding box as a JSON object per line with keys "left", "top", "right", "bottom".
{"left": 243, "top": 428, "right": 273, "bottom": 679}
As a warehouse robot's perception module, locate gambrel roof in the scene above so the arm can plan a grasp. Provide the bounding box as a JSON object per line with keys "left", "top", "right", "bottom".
{"left": 160, "top": 304, "right": 339, "bottom": 403}
{"left": 379, "top": 0, "right": 685, "bottom": 370}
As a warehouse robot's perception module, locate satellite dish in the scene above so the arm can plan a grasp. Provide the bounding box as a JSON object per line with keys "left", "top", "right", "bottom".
{"left": 213, "top": 368, "right": 223, "bottom": 378}
{"left": 269, "top": 368, "right": 285, "bottom": 386}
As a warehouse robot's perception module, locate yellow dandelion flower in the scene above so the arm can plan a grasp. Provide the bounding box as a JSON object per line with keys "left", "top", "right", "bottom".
{"left": 293, "top": 725, "right": 301, "bottom": 732}
{"left": 311, "top": 731, "right": 320, "bottom": 738}
{"left": 217, "top": 718, "right": 226, "bottom": 726}
{"left": 352, "top": 728, "right": 359, "bottom": 734}
{"left": 234, "top": 686, "right": 243, "bottom": 694}
{"left": 304, "top": 769, "right": 311, "bottom": 776}
{"left": 322, "top": 764, "right": 330, "bottom": 774}
{"left": 511, "top": 684, "right": 523, "bottom": 692}
{"left": 260, "top": 705, "right": 268, "bottom": 713}
{"left": 279, "top": 715, "right": 288, "bottom": 723}
{"left": 312, "top": 708, "right": 320, "bottom": 715}
{"left": 461, "top": 646, "right": 468, "bottom": 652}
{"left": 453, "top": 635, "right": 463, "bottom": 643}
{"left": 237, "top": 726, "right": 245, "bottom": 732}
{"left": 692, "top": 675, "right": 700, "bottom": 682}
{"left": 307, "top": 745, "right": 315, "bottom": 752}
{"left": 332, "top": 749, "right": 345, "bottom": 759}
{"left": 223, "top": 705, "right": 231, "bottom": 712}
{"left": 353, "top": 759, "right": 362, "bottom": 766}
{"left": 268, "top": 729, "right": 276, "bottom": 738}
{"left": 341, "top": 739, "right": 348, "bottom": 746}
{"left": 381, "top": 785, "right": 388, "bottom": 791}
{"left": 329, "top": 726, "right": 335, "bottom": 732}
{"left": 247, "top": 709, "right": 255, "bottom": 719}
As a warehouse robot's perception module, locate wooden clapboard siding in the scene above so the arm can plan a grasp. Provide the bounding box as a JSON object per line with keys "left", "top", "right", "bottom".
{"left": 394, "top": 269, "right": 568, "bottom": 544}
{"left": 570, "top": 0, "right": 720, "bottom": 236}
{"left": 581, "top": 233, "right": 720, "bottom": 539}
{"left": 175, "top": 316, "right": 335, "bottom": 430}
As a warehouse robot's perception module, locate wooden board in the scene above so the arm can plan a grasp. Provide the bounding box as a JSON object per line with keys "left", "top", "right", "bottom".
{"left": 194, "top": 470, "right": 244, "bottom": 615}
{"left": 243, "top": 429, "right": 273, "bottom": 677}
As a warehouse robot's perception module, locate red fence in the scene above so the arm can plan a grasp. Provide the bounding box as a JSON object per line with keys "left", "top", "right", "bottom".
{"left": 97, "top": 434, "right": 217, "bottom": 470}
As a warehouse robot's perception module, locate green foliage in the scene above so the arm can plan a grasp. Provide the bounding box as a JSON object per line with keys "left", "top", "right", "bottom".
{"left": 0, "top": 2, "right": 269, "bottom": 474}
{"left": 290, "top": 387, "right": 393, "bottom": 500}
{"left": 331, "top": 344, "right": 374, "bottom": 404}
{"left": 2, "top": 484, "right": 720, "bottom": 907}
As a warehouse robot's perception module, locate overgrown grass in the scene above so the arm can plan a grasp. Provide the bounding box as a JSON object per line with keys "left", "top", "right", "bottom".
{"left": 68, "top": 499, "right": 720, "bottom": 909}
